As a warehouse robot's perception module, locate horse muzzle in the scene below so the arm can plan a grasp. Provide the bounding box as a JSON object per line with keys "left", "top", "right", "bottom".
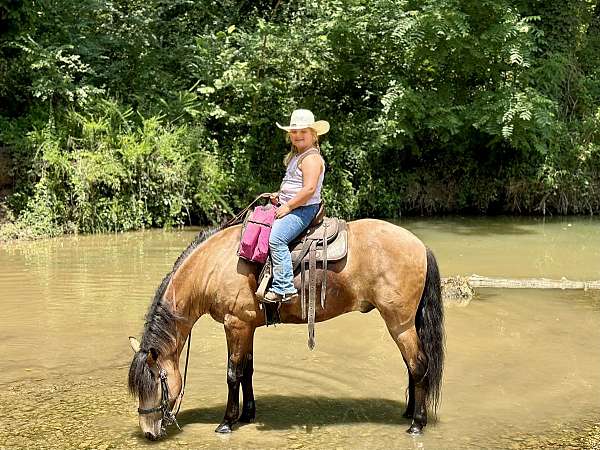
{"left": 138, "top": 368, "right": 181, "bottom": 440}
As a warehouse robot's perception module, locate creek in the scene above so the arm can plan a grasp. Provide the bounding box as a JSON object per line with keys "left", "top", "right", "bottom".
{"left": 1, "top": 217, "right": 599, "bottom": 449}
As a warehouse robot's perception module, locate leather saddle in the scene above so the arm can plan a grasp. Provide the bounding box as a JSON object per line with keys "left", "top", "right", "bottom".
{"left": 255, "top": 203, "right": 348, "bottom": 349}
{"left": 290, "top": 209, "right": 347, "bottom": 268}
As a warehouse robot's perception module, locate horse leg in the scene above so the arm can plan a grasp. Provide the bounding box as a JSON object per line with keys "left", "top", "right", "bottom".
{"left": 215, "top": 314, "right": 255, "bottom": 433}
{"left": 401, "top": 358, "right": 415, "bottom": 419}
{"left": 238, "top": 352, "right": 256, "bottom": 423}
{"left": 386, "top": 324, "right": 429, "bottom": 434}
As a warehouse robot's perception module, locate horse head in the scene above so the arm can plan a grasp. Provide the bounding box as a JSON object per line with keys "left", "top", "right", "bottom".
{"left": 128, "top": 336, "right": 182, "bottom": 440}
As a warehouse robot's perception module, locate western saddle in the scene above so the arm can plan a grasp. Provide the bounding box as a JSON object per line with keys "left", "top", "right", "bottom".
{"left": 254, "top": 202, "right": 348, "bottom": 349}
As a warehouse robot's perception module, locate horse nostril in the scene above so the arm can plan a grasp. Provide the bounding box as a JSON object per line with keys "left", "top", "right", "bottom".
{"left": 144, "top": 431, "right": 158, "bottom": 441}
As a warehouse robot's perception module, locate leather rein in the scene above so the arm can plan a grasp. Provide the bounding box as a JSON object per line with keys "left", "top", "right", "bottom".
{"left": 137, "top": 332, "right": 192, "bottom": 432}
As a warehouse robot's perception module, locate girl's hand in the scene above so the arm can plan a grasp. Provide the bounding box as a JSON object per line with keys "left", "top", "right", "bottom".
{"left": 269, "top": 192, "right": 279, "bottom": 205}
{"left": 275, "top": 204, "right": 291, "bottom": 219}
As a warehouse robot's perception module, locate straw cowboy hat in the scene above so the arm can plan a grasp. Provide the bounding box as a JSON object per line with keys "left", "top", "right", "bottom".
{"left": 276, "top": 109, "right": 330, "bottom": 136}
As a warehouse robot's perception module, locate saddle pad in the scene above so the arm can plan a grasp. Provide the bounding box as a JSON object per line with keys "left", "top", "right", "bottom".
{"left": 314, "top": 227, "right": 347, "bottom": 260}
{"left": 290, "top": 222, "right": 348, "bottom": 266}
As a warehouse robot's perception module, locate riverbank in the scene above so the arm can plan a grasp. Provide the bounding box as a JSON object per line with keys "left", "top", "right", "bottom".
{"left": 0, "top": 199, "right": 14, "bottom": 242}
{"left": 0, "top": 146, "right": 14, "bottom": 237}
{"left": 0, "top": 198, "right": 9, "bottom": 225}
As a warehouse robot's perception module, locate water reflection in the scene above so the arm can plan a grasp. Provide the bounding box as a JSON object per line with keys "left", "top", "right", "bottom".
{"left": 397, "top": 216, "right": 600, "bottom": 280}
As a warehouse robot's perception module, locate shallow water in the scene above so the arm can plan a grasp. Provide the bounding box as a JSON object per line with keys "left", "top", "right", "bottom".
{"left": 1, "top": 217, "right": 599, "bottom": 449}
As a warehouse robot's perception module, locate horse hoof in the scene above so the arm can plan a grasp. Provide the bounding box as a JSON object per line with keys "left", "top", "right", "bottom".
{"left": 215, "top": 422, "right": 233, "bottom": 433}
{"left": 406, "top": 423, "right": 423, "bottom": 435}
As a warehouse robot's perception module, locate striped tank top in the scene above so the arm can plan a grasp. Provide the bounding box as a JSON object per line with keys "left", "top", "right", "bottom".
{"left": 278, "top": 148, "right": 325, "bottom": 206}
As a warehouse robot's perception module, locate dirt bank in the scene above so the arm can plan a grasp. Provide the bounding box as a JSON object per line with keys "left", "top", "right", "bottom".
{"left": 0, "top": 147, "right": 11, "bottom": 187}
{"left": 0, "top": 147, "right": 13, "bottom": 226}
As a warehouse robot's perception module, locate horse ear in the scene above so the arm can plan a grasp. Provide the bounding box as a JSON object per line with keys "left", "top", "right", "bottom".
{"left": 128, "top": 336, "right": 141, "bottom": 353}
{"left": 147, "top": 348, "right": 159, "bottom": 367}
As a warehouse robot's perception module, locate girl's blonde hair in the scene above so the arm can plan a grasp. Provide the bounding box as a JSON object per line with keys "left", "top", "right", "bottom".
{"left": 283, "top": 128, "right": 320, "bottom": 166}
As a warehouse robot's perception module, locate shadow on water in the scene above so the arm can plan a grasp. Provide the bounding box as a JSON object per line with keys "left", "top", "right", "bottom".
{"left": 177, "top": 396, "right": 408, "bottom": 431}
{"left": 392, "top": 216, "right": 541, "bottom": 236}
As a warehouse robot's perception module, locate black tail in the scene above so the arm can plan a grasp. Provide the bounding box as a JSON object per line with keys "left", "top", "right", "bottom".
{"left": 415, "top": 247, "right": 445, "bottom": 415}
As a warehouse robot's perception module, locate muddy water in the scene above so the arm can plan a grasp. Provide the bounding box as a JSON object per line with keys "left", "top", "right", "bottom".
{"left": 1, "top": 217, "right": 599, "bottom": 449}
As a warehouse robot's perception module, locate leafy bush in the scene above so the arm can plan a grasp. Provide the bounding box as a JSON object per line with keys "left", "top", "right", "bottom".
{"left": 2, "top": 100, "right": 236, "bottom": 236}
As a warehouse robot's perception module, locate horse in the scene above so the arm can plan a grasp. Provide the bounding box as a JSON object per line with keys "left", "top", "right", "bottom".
{"left": 127, "top": 218, "right": 444, "bottom": 440}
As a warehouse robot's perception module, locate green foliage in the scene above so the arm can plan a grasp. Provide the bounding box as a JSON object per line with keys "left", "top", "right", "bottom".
{"left": 1, "top": 101, "right": 235, "bottom": 236}
{"left": 1, "top": 0, "right": 600, "bottom": 239}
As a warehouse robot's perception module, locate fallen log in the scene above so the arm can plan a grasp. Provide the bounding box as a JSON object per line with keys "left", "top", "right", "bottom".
{"left": 465, "top": 274, "right": 600, "bottom": 290}
{"left": 440, "top": 274, "right": 600, "bottom": 306}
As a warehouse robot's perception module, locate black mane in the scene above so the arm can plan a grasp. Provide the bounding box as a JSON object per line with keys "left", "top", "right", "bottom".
{"left": 128, "top": 226, "right": 220, "bottom": 398}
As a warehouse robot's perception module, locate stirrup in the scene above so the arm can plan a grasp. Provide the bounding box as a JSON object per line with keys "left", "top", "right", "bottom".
{"left": 261, "top": 291, "right": 298, "bottom": 304}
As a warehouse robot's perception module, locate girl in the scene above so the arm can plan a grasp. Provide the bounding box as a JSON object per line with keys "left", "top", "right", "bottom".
{"left": 263, "top": 109, "right": 329, "bottom": 303}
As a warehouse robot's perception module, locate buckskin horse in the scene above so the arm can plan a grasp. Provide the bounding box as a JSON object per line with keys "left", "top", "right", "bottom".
{"left": 128, "top": 218, "right": 444, "bottom": 440}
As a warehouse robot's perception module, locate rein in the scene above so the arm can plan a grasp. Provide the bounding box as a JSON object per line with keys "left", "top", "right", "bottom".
{"left": 222, "top": 192, "right": 271, "bottom": 229}
{"left": 137, "top": 331, "right": 192, "bottom": 432}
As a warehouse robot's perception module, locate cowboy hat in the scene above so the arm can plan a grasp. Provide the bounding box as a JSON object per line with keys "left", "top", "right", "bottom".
{"left": 276, "top": 109, "right": 330, "bottom": 135}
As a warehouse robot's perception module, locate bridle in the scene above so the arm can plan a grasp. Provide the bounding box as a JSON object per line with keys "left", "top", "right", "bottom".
{"left": 137, "top": 366, "right": 182, "bottom": 431}
{"left": 137, "top": 332, "right": 192, "bottom": 433}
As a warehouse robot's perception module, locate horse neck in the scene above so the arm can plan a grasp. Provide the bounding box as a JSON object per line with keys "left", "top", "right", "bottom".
{"left": 166, "top": 271, "right": 205, "bottom": 358}
{"left": 175, "top": 308, "right": 202, "bottom": 360}
{"left": 165, "top": 226, "right": 226, "bottom": 355}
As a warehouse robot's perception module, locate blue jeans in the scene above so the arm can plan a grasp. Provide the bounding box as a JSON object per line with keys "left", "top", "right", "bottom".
{"left": 269, "top": 203, "right": 320, "bottom": 295}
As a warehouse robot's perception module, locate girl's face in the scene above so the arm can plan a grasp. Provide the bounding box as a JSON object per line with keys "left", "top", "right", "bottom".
{"left": 289, "top": 128, "right": 315, "bottom": 151}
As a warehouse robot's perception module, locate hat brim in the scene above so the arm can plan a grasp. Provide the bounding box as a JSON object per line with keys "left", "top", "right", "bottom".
{"left": 276, "top": 120, "right": 330, "bottom": 136}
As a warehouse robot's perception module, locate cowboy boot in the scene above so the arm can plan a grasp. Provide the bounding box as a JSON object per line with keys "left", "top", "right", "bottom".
{"left": 262, "top": 291, "right": 298, "bottom": 304}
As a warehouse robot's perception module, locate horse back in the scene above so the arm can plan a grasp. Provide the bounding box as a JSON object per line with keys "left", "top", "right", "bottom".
{"left": 279, "top": 218, "right": 428, "bottom": 324}
{"left": 177, "top": 220, "right": 427, "bottom": 327}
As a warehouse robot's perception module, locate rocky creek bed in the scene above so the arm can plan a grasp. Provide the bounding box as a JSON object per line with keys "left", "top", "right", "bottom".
{"left": 1, "top": 372, "right": 598, "bottom": 449}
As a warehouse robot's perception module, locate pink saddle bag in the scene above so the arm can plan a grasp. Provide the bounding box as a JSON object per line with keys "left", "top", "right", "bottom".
{"left": 238, "top": 204, "right": 277, "bottom": 264}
